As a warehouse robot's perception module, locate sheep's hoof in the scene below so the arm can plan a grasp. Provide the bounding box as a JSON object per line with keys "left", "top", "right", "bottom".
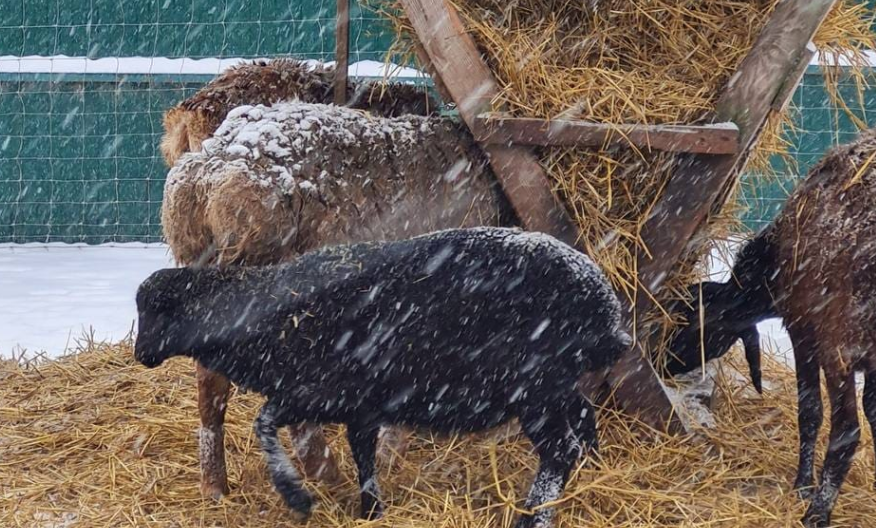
{"left": 274, "top": 479, "right": 313, "bottom": 519}
{"left": 200, "top": 479, "right": 229, "bottom": 501}
{"left": 512, "top": 514, "right": 546, "bottom": 528}
{"left": 801, "top": 506, "right": 831, "bottom": 528}
{"left": 361, "top": 500, "right": 384, "bottom": 520}
{"left": 793, "top": 481, "right": 815, "bottom": 501}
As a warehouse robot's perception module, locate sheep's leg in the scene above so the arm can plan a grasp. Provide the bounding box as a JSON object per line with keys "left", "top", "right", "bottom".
{"left": 864, "top": 370, "right": 876, "bottom": 489}
{"left": 789, "top": 328, "right": 822, "bottom": 497}
{"left": 516, "top": 407, "right": 581, "bottom": 528}
{"left": 255, "top": 403, "right": 313, "bottom": 517}
{"left": 196, "top": 363, "right": 231, "bottom": 499}
{"left": 741, "top": 326, "right": 763, "bottom": 394}
{"left": 287, "top": 423, "right": 342, "bottom": 485}
{"left": 346, "top": 424, "right": 383, "bottom": 519}
{"left": 376, "top": 426, "right": 412, "bottom": 465}
{"left": 802, "top": 370, "right": 860, "bottom": 528}
{"left": 567, "top": 391, "right": 599, "bottom": 462}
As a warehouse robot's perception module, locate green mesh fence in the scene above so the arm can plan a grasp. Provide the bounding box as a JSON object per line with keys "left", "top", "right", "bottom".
{"left": 739, "top": 66, "right": 876, "bottom": 231}
{"left": 0, "top": 0, "right": 399, "bottom": 243}
{"left": 0, "top": 1, "right": 873, "bottom": 242}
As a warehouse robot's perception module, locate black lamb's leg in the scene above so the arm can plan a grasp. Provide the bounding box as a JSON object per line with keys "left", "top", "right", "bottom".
{"left": 864, "top": 370, "right": 876, "bottom": 489}
{"left": 803, "top": 370, "right": 860, "bottom": 528}
{"left": 789, "top": 326, "right": 822, "bottom": 498}
{"left": 741, "top": 326, "right": 763, "bottom": 394}
{"left": 347, "top": 424, "right": 383, "bottom": 519}
{"left": 568, "top": 390, "right": 599, "bottom": 462}
{"left": 516, "top": 402, "right": 582, "bottom": 528}
{"left": 255, "top": 403, "right": 313, "bottom": 517}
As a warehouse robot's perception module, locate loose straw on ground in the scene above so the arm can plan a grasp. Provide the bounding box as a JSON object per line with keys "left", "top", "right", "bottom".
{"left": 1, "top": 341, "right": 874, "bottom": 527}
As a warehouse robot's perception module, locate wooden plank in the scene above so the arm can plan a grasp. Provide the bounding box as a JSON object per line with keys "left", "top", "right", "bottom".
{"left": 334, "top": 0, "right": 350, "bottom": 105}
{"left": 400, "top": 0, "right": 686, "bottom": 434}
{"left": 398, "top": 0, "right": 579, "bottom": 244}
{"left": 773, "top": 42, "right": 816, "bottom": 113}
{"left": 633, "top": 0, "right": 838, "bottom": 319}
{"left": 473, "top": 115, "right": 740, "bottom": 154}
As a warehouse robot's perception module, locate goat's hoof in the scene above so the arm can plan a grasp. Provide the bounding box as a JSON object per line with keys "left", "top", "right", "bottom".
{"left": 200, "top": 480, "right": 229, "bottom": 501}
{"left": 802, "top": 506, "right": 831, "bottom": 528}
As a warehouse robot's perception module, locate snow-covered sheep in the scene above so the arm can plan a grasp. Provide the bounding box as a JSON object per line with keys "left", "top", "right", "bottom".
{"left": 134, "top": 227, "right": 629, "bottom": 528}
{"left": 161, "top": 58, "right": 437, "bottom": 166}
{"left": 162, "top": 100, "right": 515, "bottom": 497}
{"left": 666, "top": 130, "right": 876, "bottom": 527}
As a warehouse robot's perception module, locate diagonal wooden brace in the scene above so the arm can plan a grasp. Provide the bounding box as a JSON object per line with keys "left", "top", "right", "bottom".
{"left": 634, "top": 0, "right": 838, "bottom": 322}
{"left": 399, "top": 0, "right": 685, "bottom": 434}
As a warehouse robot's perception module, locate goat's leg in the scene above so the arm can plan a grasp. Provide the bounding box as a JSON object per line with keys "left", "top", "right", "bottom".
{"left": 196, "top": 362, "right": 231, "bottom": 499}
{"left": 255, "top": 403, "right": 313, "bottom": 517}
{"left": 347, "top": 424, "right": 383, "bottom": 519}
{"left": 802, "top": 370, "right": 860, "bottom": 528}
{"left": 287, "top": 424, "right": 341, "bottom": 485}
{"left": 788, "top": 328, "right": 822, "bottom": 497}
{"left": 864, "top": 370, "right": 876, "bottom": 489}
{"left": 516, "top": 406, "right": 581, "bottom": 528}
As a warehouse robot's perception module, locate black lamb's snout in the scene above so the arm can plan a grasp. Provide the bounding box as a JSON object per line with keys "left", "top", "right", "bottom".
{"left": 134, "top": 311, "right": 174, "bottom": 368}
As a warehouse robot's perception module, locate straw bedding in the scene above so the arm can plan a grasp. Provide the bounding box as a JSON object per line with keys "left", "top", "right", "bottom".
{"left": 2, "top": 341, "right": 874, "bottom": 527}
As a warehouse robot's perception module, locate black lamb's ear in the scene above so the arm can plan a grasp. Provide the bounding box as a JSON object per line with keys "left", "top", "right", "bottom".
{"left": 137, "top": 267, "right": 196, "bottom": 312}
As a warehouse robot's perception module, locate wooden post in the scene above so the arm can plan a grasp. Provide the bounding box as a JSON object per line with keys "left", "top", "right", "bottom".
{"left": 334, "top": 0, "right": 350, "bottom": 105}
{"left": 400, "top": 0, "right": 686, "bottom": 434}
{"left": 633, "top": 0, "right": 838, "bottom": 320}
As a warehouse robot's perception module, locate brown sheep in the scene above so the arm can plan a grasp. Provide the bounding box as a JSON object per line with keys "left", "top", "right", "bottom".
{"left": 161, "top": 98, "right": 516, "bottom": 500}
{"left": 160, "top": 58, "right": 438, "bottom": 167}
{"left": 667, "top": 129, "right": 876, "bottom": 527}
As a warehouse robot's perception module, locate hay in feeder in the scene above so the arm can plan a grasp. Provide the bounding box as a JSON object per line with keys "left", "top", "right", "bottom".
{"left": 1, "top": 341, "right": 875, "bottom": 527}
{"left": 371, "top": 0, "right": 875, "bottom": 360}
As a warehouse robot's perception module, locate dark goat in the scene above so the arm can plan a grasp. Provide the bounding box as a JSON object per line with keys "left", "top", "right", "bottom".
{"left": 666, "top": 130, "right": 876, "bottom": 527}
{"left": 134, "top": 227, "right": 629, "bottom": 528}
{"left": 663, "top": 231, "right": 781, "bottom": 393}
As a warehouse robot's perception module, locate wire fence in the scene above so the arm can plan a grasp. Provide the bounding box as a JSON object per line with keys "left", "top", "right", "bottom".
{"left": 0, "top": 1, "right": 874, "bottom": 242}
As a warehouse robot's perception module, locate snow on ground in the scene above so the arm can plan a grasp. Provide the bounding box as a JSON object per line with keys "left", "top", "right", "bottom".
{"left": 0, "top": 243, "right": 174, "bottom": 359}
{"left": 0, "top": 56, "right": 426, "bottom": 79}
{"left": 0, "top": 237, "right": 794, "bottom": 365}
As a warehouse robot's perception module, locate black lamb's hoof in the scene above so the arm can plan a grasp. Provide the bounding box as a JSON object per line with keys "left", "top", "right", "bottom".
{"left": 273, "top": 476, "right": 314, "bottom": 519}
{"left": 802, "top": 506, "right": 831, "bottom": 528}
{"left": 513, "top": 513, "right": 553, "bottom": 528}
{"left": 793, "top": 477, "right": 815, "bottom": 500}
{"left": 361, "top": 500, "right": 384, "bottom": 520}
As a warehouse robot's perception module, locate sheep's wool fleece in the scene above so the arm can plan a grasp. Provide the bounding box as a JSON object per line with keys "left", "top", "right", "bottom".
{"left": 161, "top": 101, "right": 502, "bottom": 266}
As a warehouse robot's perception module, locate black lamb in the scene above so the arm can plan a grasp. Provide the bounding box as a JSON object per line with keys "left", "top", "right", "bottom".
{"left": 662, "top": 230, "right": 780, "bottom": 393}
{"left": 133, "top": 227, "right": 630, "bottom": 528}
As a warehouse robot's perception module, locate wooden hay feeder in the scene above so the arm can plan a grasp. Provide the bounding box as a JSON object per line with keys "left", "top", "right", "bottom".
{"left": 333, "top": 0, "right": 839, "bottom": 434}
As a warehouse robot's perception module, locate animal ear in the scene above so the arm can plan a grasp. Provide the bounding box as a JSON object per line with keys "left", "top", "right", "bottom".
{"left": 138, "top": 268, "right": 194, "bottom": 311}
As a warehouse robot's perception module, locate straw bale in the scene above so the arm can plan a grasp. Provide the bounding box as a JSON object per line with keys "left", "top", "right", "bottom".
{"left": 2, "top": 342, "right": 874, "bottom": 527}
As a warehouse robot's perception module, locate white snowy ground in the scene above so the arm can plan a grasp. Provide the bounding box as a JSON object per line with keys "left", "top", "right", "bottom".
{"left": 0, "top": 238, "right": 793, "bottom": 363}
{"left": 0, "top": 243, "right": 174, "bottom": 359}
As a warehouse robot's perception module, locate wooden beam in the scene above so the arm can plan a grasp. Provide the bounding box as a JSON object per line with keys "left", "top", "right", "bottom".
{"left": 400, "top": 0, "right": 686, "bottom": 434}
{"left": 473, "top": 115, "right": 740, "bottom": 154}
{"left": 399, "top": 0, "right": 578, "bottom": 244}
{"left": 334, "top": 0, "right": 350, "bottom": 105}
{"left": 633, "top": 0, "right": 838, "bottom": 319}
